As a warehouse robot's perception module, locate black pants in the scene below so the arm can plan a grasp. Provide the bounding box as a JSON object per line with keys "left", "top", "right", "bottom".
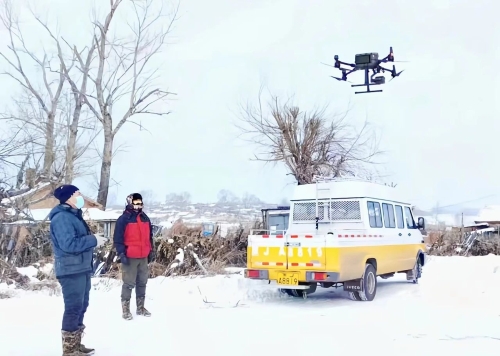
{"left": 58, "top": 272, "right": 91, "bottom": 332}
{"left": 121, "top": 257, "right": 149, "bottom": 301}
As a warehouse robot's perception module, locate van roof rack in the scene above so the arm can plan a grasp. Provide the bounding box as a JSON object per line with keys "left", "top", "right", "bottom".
{"left": 312, "top": 175, "right": 383, "bottom": 185}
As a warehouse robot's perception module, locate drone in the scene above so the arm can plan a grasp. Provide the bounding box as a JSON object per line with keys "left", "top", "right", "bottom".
{"left": 322, "top": 46, "right": 405, "bottom": 94}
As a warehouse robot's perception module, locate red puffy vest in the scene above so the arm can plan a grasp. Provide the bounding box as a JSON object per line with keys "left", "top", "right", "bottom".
{"left": 123, "top": 214, "right": 151, "bottom": 258}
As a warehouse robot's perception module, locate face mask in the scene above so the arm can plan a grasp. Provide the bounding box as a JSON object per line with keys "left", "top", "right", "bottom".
{"left": 75, "top": 196, "right": 85, "bottom": 209}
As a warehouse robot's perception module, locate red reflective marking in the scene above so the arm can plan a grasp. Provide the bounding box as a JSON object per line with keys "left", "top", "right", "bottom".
{"left": 305, "top": 263, "right": 314, "bottom": 266}
{"left": 291, "top": 263, "right": 299, "bottom": 266}
{"left": 262, "top": 235, "right": 269, "bottom": 238}
{"left": 262, "top": 262, "right": 269, "bottom": 266}
{"left": 276, "top": 262, "right": 284, "bottom": 266}
{"left": 276, "top": 235, "right": 283, "bottom": 238}
{"left": 290, "top": 235, "right": 298, "bottom": 238}
{"left": 305, "top": 235, "right": 313, "bottom": 238}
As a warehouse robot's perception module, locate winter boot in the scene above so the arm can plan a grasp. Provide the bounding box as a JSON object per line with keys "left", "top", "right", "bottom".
{"left": 78, "top": 325, "right": 95, "bottom": 355}
{"left": 136, "top": 296, "right": 151, "bottom": 317}
{"left": 61, "top": 330, "right": 86, "bottom": 355}
{"left": 122, "top": 299, "right": 133, "bottom": 320}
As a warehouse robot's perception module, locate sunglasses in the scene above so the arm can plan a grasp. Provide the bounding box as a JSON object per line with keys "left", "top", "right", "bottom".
{"left": 132, "top": 202, "right": 143, "bottom": 206}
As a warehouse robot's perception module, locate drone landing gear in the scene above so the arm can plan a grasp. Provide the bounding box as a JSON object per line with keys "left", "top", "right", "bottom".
{"left": 351, "top": 68, "right": 383, "bottom": 94}
{"left": 351, "top": 84, "right": 383, "bottom": 94}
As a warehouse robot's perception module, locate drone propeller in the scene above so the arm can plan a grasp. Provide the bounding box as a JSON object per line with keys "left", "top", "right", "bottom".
{"left": 321, "top": 61, "right": 337, "bottom": 68}
{"left": 330, "top": 76, "right": 352, "bottom": 83}
{"left": 388, "top": 46, "right": 394, "bottom": 61}
{"left": 389, "top": 65, "right": 404, "bottom": 81}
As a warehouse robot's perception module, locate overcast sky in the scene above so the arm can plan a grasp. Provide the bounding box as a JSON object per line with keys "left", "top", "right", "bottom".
{"left": 1, "top": 0, "right": 499, "bottom": 210}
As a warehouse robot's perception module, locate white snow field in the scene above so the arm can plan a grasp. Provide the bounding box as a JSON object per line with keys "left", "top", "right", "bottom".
{"left": 1, "top": 256, "right": 500, "bottom": 355}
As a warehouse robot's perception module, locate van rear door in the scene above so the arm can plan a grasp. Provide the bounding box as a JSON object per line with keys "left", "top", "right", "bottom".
{"left": 247, "top": 231, "right": 287, "bottom": 269}
{"left": 286, "top": 233, "right": 327, "bottom": 270}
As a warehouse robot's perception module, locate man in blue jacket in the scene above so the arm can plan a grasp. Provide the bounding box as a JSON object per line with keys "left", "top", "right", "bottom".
{"left": 49, "top": 185, "right": 107, "bottom": 356}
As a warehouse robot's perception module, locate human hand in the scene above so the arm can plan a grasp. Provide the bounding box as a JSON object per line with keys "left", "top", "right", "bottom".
{"left": 94, "top": 233, "right": 107, "bottom": 247}
{"left": 119, "top": 253, "right": 129, "bottom": 265}
{"left": 147, "top": 250, "right": 156, "bottom": 264}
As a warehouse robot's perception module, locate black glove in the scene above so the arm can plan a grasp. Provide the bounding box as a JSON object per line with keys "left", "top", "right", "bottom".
{"left": 119, "top": 253, "right": 129, "bottom": 265}
{"left": 147, "top": 250, "right": 155, "bottom": 264}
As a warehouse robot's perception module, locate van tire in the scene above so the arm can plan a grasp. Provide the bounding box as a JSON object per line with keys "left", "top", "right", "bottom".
{"left": 358, "top": 263, "right": 377, "bottom": 301}
{"left": 349, "top": 291, "right": 363, "bottom": 301}
{"left": 411, "top": 256, "right": 423, "bottom": 284}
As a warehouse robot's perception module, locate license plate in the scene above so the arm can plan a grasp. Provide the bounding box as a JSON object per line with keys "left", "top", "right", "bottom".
{"left": 277, "top": 272, "right": 298, "bottom": 285}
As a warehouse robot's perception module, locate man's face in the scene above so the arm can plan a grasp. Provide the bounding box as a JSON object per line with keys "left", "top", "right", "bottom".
{"left": 131, "top": 199, "right": 143, "bottom": 210}
{"left": 67, "top": 191, "right": 82, "bottom": 208}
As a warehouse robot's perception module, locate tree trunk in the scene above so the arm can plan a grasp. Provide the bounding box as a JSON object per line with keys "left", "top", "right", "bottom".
{"left": 43, "top": 112, "right": 55, "bottom": 177}
{"left": 64, "top": 102, "right": 83, "bottom": 184}
{"left": 97, "top": 120, "right": 113, "bottom": 208}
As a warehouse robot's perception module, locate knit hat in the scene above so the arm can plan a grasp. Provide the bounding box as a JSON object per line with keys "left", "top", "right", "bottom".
{"left": 126, "top": 193, "right": 143, "bottom": 205}
{"left": 54, "top": 184, "right": 79, "bottom": 204}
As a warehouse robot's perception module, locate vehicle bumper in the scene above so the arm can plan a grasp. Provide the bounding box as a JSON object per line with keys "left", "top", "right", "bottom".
{"left": 244, "top": 268, "right": 341, "bottom": 283}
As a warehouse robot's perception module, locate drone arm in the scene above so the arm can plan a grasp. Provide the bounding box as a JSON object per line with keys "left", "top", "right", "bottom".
{"left": 337, "top": 60, "right": 356, "bottom": 68}
{"left": 378, "top": 65, "right": 393, "bottom": 72}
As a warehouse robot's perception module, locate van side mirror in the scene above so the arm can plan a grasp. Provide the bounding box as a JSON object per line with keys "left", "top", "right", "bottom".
{"left": 417, "top": 217, "right": 425, "bottom": 230}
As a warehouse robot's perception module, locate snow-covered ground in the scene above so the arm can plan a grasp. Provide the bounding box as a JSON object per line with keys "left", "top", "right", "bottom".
{"left": 2, "top": 256, "right": 500, "bottom": 355}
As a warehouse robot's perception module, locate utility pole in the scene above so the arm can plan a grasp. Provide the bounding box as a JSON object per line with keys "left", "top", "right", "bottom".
{"left": 461, "top": 212, "right": 464, "bottom": 243}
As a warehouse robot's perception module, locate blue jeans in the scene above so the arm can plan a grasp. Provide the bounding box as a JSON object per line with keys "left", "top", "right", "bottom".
{"left": 58, "top": 272, "right": 91, "bottom": 332}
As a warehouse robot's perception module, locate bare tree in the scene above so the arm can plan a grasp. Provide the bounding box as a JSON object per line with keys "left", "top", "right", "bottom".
{"left": 65, "top": 0, "right": 178, "bottom": 207}
{"left": 237, "top": 89, "right": 383, "bottom": 185}
{"left": 241, "top": 193, "right": 261, "bottom": 208}
{"left": 0, "top": 0, "right": 65, "bottom": 177}
{"left": 0, "top": 127, "right": 28, "bottom": 180}
{"left": 217, "top": 189, "right": 239, "bottom": 205}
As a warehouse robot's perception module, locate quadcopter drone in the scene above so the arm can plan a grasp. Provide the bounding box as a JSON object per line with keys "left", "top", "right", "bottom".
{"left": 322, "top": 46, "right": 405, "bottom": 94}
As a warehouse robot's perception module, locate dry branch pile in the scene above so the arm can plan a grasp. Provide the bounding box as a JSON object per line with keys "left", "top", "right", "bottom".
{"left": 427, "top": 230, "right": 500, "bottom": 256}
{"left": 93, "top": 223, "right": 248, "bottom": 278}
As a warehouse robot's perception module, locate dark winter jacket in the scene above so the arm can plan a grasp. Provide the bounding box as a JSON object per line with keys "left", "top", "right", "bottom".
{"left": 49, "top": 204, "right": 97, "bottom": 278}
{"left": 114, "top": 207, "right": 153, "bottom": 259}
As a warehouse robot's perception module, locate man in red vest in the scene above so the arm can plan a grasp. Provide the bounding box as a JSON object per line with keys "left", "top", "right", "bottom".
{"left": 113, "top": 193, "right": 155, "bottom": 320}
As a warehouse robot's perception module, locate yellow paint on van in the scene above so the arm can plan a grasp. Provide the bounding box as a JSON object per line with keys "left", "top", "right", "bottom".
{"left": 247, "top": 242, "right": 425, "bottom": 282}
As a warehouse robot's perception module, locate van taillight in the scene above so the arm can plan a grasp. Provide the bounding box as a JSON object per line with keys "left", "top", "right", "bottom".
{"left": 246, "top": 270, "right": 260, "bottom": 278}
{"left": 313, "top": 272, "right": 327, "bottom": 280}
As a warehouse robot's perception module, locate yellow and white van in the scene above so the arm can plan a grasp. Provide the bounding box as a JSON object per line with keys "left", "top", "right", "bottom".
{"left": 244, "top": 178, "right": 428, "bottom": 301}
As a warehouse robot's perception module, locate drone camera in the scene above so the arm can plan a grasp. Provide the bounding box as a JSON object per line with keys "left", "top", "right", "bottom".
{"left": 372, "top": 76, "right": 385, "bottom": 85}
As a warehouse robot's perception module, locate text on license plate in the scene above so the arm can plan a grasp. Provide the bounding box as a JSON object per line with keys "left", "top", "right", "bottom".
{"left": 277, "top": 272, "right": 298, "bottom": 285}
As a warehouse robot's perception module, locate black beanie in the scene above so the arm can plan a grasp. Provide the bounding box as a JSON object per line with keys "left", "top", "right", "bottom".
{"left": 54, "top": 185, "right": 79, "bottom": 204}
{"left": 126, "top": 193, "right": 143, "bottom": 205}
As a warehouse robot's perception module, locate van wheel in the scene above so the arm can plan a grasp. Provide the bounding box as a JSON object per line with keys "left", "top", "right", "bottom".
{"left": 349, "top": 291, "right": 362, "bottom": 301}
{"left": 358, "top": 263, "right": 377, "bottom": 301}
{"left": 411, "top": 257, "right": 423, "bottom": 284}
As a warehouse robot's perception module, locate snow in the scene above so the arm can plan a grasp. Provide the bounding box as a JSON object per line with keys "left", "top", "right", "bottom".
{"left": 11, "top": 207, "right": 122, "bottom": 222}
{"left": 2, "top": 256, "right": 500, "bottom": 355}
{"left": 0, "top": 182, "right": 52, "bottom": 205}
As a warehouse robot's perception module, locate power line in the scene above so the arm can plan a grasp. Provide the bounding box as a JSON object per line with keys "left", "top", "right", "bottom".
{"left": 435, "top": 194, "right": 497, "bottom": 210}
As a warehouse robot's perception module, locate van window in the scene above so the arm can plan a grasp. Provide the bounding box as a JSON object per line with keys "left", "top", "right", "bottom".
{"left": 268, "top": 214, "right": 289, "bottom": 233}
{"left": 382, "top": 203, "right": 396, "bottom": 228}
{"left": 292, "top": 202, "right": 316, "bottom": 221}
{"left": 367, "top": 201, "right": 383, "bottom": 228}
{"left": 330, "top": 200, "right": 361, "bottom": 220}
{"left": 404, "top": 206, "right": 417, "bottom": 229}
{"left": 395, "top": 205, "right": 404, "bottom": 229}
